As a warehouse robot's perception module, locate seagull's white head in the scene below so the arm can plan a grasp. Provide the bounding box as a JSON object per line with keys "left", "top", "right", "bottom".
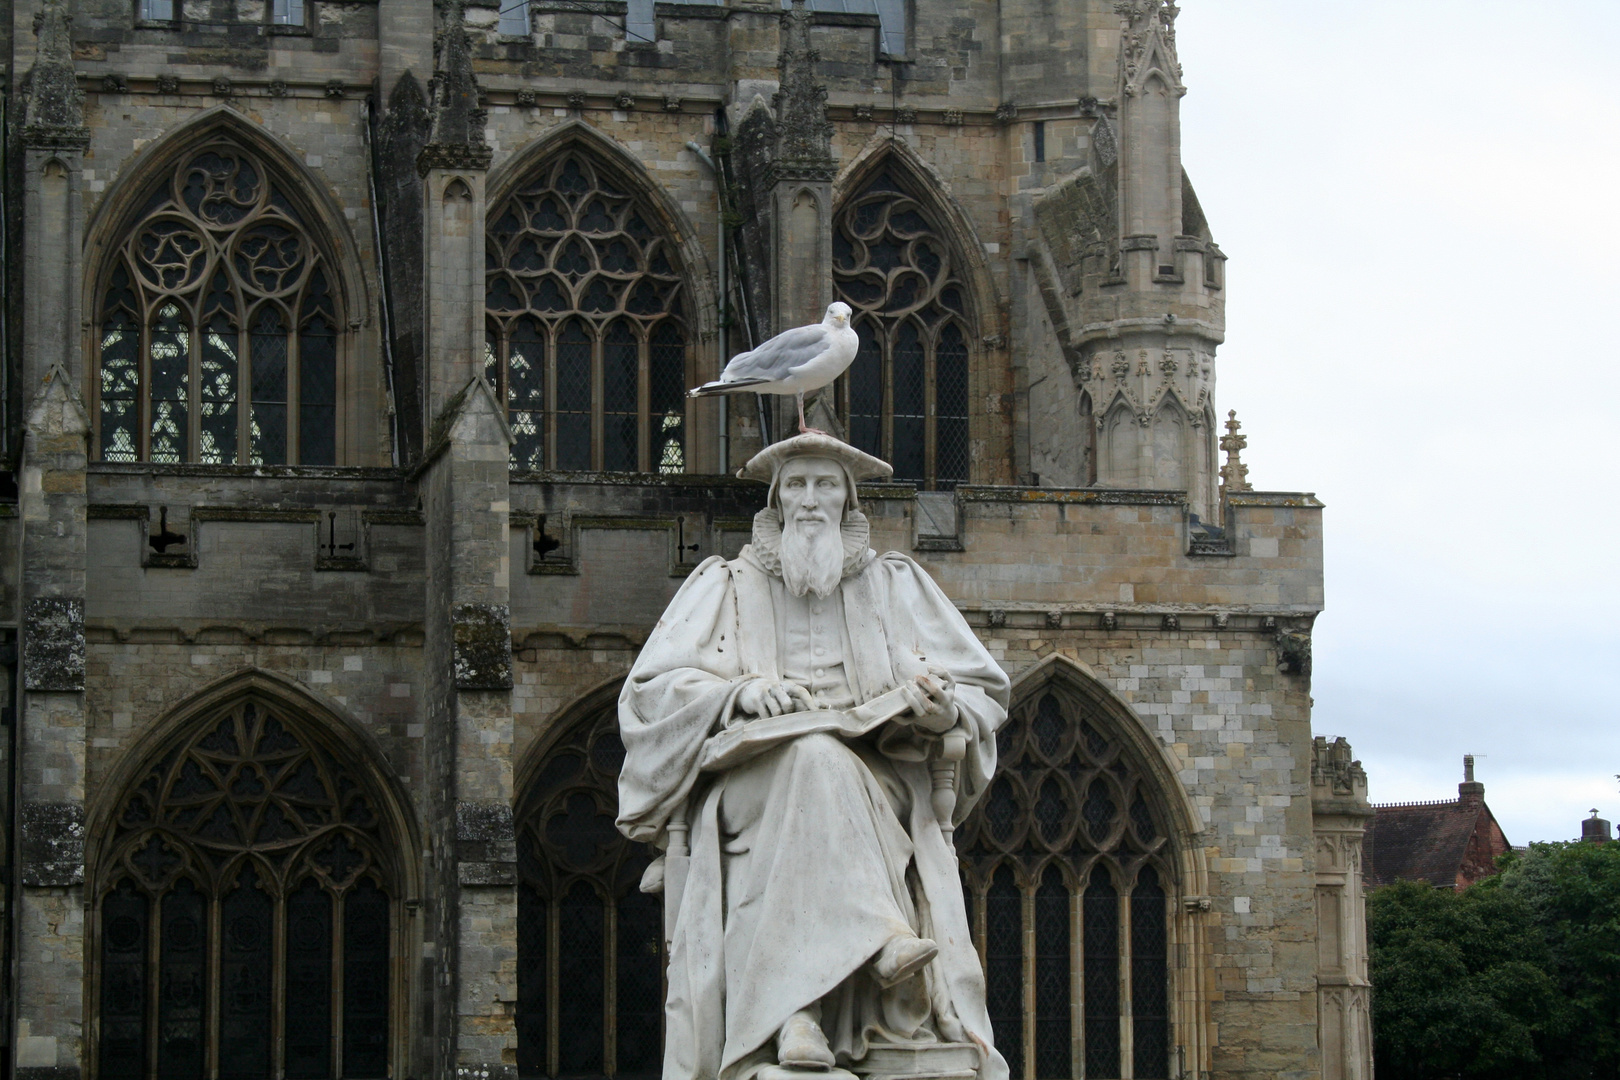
{"left": 825, "top": 302, "right": 852, "bottom": 328}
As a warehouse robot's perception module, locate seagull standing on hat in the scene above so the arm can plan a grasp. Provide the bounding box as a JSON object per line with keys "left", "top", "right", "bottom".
{"left": 688, "top": 302, "right": 859, "bottom": 435}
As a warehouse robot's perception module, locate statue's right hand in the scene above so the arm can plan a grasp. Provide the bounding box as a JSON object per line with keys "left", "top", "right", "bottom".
{"left": 736, "top": 678, "right": 815, "bottom": 718}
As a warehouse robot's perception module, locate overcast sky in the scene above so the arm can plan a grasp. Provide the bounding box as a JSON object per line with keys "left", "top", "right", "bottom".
{"left": 1171, "top": 1, "right": 1620, "bottom": 843}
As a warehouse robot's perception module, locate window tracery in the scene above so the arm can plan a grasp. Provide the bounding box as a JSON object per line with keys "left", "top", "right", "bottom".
{"left": 958, "top": 686, "right": 1175, "bottom": 1080}
{"left": 516, "top": 701, "right": 662, "bottom": 1079}
{"left": 833, "top": 168, "right": 971, "bottom": 488}
{"left": 94, "top": 141, "right": 342, "bottom": 466}
{"left": 487, "top": 153, "right": 689, "bottom": 474}
{"left": 96, "top": 698, "right": 395, "bottom": 1079}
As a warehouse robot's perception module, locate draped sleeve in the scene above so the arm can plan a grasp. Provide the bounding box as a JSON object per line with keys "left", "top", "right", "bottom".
{"left": 616, "top": 556, "right": 749, "bottom": 840}
{"left": 869, "top": 552, "right": 1011, "bottom": 821}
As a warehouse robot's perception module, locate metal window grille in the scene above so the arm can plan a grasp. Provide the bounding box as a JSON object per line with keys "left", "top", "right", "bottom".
{"left": 515, "top": 703, "right": 662, "bottom": 1078}
{"left": 93, "top": 143, "right": 343, "bottom": 465}
{"left": 959, "top": 688, "right": 1176, "bottom": 1079}
{"left": 487, "top": 152, "right": 689, "bottom": 473}
{"left": 94, "top": 699, "right": 398, "bottom": 1079}
{"left": 833, "top": 169, "right": 972, "bottom": 489}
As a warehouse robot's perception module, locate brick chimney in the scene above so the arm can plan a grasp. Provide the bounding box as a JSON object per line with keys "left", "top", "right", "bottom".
{"left": 1582, "top": 810, "right": 1611, "bottom": 844}
{"left": 1458, "top": 754, "right": 1485, "bottom": 807}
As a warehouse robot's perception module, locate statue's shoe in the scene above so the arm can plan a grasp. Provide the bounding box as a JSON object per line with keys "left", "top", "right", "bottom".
{"left": 871, "top": 934, "right": 939, "bottom": 989}
{"left": 777, "top": 1009, "right": 836, "bottom": 1070}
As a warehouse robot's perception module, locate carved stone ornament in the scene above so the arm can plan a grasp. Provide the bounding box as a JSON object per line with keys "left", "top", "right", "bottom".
{"left": 770, "top": 0, "right": 835, "bottom": 182}
{"left": 102, "top": 73, "right": 130, "bottom": 95}
{"left": 615, "top": 433, "right": 1008, "bottom": 1080}
{"left": 942, "top": 108, "right": 963, "bottom": 125}
{"left": 853, "top": 102, "right": 874, "bottom": 122}
{"left": 993, "top": 101, "right": 1018, "bottom": 125}
{"left": 212, "top": 76, "right": 233, "bottom": 97}
{"left": 325, "top": 79, "right": 346, "bottom": 99}
{"left": 894, "top": 105, "right": 916, "bottom": 124}
{"left": 157, "top": 74, "right": 180, "bottom": 94}
{"left": 514, "top": 88, "right": 537, "bottom": 108}
{"left": 615, "top": 89, "right": 635, "bottom": 110}
{"left": 269, "top": 79, "right": 289, "bottom": 97}
{"left": 23, "top": 0, "right": 90, "bottom": 149}
{"left": 662, "top": 94, "right": 683, "bottom": 113}
{"left": 566, "top": 89, "right": 586, "bottom": 112}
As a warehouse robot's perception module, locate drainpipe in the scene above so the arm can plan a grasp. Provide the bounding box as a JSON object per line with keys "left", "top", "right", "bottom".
{"left": 685, "top": 139, "right": 729, "bottom": 473}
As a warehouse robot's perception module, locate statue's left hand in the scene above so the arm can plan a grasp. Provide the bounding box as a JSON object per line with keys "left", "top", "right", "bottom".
{"left": 902, "top": 672, "right": 958, "bottom": 733}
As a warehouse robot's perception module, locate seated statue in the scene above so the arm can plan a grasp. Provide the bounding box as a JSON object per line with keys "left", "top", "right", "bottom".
{"left": 617, "top": 434, "right": 1010, "bottom": 1080}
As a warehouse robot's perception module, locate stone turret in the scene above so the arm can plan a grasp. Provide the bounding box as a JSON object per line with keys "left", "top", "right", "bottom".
{"left": 1026, "top": 0, "right": 1226, "bottom": 517}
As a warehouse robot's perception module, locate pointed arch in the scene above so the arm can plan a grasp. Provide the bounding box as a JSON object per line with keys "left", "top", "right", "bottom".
{"left": 81, "top": 107, "right": 373, "bottom": 465}
{"left": 831, "top": 141, "right": 990, "bottom": 488}
{"left": 959, "top": 654, "right": 1206, "bottom": 1080}
{"left": 82, "top": 105, "right": 370, "bottom": 338}
{"left": 485, "top": 122, "right": 714, "bottom": 474}
{"left": 85, "top": 667, "right": 418, "bottom": 1080}
{"left": 510, "top": 676, "right": 663, "bottom": 1079}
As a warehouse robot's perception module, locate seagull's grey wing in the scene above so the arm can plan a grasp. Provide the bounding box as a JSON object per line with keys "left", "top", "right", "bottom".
{"left": 722, "top": 324, "right": 831, "bottom": 381}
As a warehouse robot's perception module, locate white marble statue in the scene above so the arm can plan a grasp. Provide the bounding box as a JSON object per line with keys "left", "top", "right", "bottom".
{"left": 617, "top": 433, "right": 1010, "bottom": 1080}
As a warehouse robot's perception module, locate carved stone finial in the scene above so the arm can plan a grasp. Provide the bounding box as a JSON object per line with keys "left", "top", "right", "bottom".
{"left": 1116, "top": 0, "right": 1185, "bottom": 98}
{"left": 417, "top": 0, "right": 493, "bottom": 175}
{"left": 23, "top": 0, "right": 90, "bottom": 150}
{"left": 1311, "top": 736, "right": 1367, "bottom": 803}
{"left": 772, "top": 0, "right": 834, "bottom": 183}
{"left": 1219, "top": 409, "right": 1252, "bottom": 494}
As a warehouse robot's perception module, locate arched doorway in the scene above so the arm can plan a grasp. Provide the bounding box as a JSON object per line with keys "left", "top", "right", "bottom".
{"left": 91, "top": 682, "right": 409, "bottom": 1080}
{"left": 515, "top": 694, "right": 662, "bottom": 1079}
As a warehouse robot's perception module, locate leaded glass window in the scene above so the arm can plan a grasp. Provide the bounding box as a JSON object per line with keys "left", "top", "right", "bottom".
{"left": 487, "top": 153, "right": 689, "bottom": 474}
{"left": 833, "top": 168, "right": 971, "bottom": 488}
{"left": 95, "top": 698, "right": 396, "bottom": 1079}
{"left": 959, "top": 687, "right": 1175, "bottom": 1080}
{"left": 93, "top": 142, "right": 343, "bottom": 465}
{"left": 516, "top": 701, "right": 662, "bottom": 1078}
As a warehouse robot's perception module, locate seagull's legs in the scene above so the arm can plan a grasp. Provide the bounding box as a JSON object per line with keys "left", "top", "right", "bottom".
{"left": 796, "top": 391, "right": 828, "bottom": 436}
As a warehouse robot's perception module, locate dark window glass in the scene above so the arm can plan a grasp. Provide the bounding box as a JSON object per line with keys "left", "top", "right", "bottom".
{"left": 284, "top": 879, "right": 333, "bottom": 1079}
{"left": 1083, "top": 869, "right": 1120, "bottom": 1079}
{"left": 149, "top": 304, "right": 190, "bottom": 463}
{"left": 517, "top": 704, "right": 663, "bottom": 1079}
{"left": 649, "top": 322, "right": 686, "bottom": 474}
{"left": 509, "top": 318, "right": 546, "bottom": 470}
{"left": 848, "top": 321, "right": 883, "bottom": 457}
{"left": 158, "top": 880, "right": 208, "bottom": 1080}
{"left": 602, "top": 321, "right": 639, "bottom": 472}
{"left": 249, "top": 308, "right": 288, "bottom": 465}
{"left": 615, "top": 888, "right": 664, "bottom": 1074}
{"left": 99, "top": 880, "right": 149, "bottom": 1080}
{"left": 935, "top": 323, "right": 969, "bottom": 487}
{"left": 556, "top": 319, "right": 593, "bottom": 470}
{"left": 1132, "top": 867, "right": 1170, "bottom": 1079}
{"left": 1035, "top": 865, "right": 1071, "bottom": 1078}
{"left": 557, "top": 882, "right": 605, "bottom": 1074}
{"left": 516, "top": 883, "right": 548, "bottom": 1078}
{"left": 891, "top": 322, "right": 926, "bottom": 481}
{"left": 299, "top": 271, "right": 337, "bottom": 466}
{"left": 219, "top": 866, "right": 273, "bottom": 1079}
{"left": 986, "top": 865, "right": 1023, "bottom": 1078}
{"left": 343, "top": 879, "right": 391, "bottom": 1078}
{"left": 96, "top": 144, "right": 340, "bottom": 464}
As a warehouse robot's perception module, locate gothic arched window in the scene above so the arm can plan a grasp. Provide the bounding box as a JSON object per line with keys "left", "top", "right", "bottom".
{"left": 958, "top": 685, "right": 1176, "bottom": 1080}
{"left": 96, "top": 698, "right": 398, "bottom": 1080}
{"left": 487, "top": 153, "right": 690, "bottom": 474}
{"left": 94, "top": 141, "right": 342, "bottom": 466}
{"left": 834, "top": 169, "right": 971, "bottom": 488}
{"left": 516, "top": 700, "right": 662, "bottom": 1078}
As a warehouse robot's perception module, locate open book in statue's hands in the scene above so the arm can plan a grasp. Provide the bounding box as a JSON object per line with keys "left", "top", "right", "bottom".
{"left": 699, "top": 682, "right": 919, "bottom": 773}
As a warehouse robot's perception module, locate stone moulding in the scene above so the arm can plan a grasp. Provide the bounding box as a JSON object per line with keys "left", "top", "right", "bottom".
{"left": 24, "top": 596, "right": 86, "bottom": 692}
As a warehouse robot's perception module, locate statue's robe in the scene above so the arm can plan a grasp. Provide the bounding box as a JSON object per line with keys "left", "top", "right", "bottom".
{"left": 618, "top": 542, "right": 1010, "bottom": 1080}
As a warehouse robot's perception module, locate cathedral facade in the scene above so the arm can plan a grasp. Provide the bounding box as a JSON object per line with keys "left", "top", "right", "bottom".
{"left": 0, "top": 1, "right": 1373, "bottom": 1078}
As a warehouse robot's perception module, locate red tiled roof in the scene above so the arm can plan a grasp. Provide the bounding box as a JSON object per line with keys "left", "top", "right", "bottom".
{"left": 1364, "top": 799, "right": 1498, "bottom": 888}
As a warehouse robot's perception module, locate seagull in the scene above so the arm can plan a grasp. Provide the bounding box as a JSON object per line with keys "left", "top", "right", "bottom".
{"left": 688, "top": 302, "right": 859, "bottom": 435}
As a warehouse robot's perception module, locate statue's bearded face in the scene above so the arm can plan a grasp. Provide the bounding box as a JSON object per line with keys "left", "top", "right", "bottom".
{"left": 776, "top": 456, "right": 849, "bottom": 598}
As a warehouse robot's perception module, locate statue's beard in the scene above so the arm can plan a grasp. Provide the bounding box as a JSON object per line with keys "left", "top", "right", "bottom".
{"left": 780, "top": 516, "right": 846, "bottom": 598}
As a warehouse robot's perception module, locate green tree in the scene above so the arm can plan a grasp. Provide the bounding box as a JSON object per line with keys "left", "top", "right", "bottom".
{"left": 1368, "top": 840, "right": 1620, "bottom": 1080}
